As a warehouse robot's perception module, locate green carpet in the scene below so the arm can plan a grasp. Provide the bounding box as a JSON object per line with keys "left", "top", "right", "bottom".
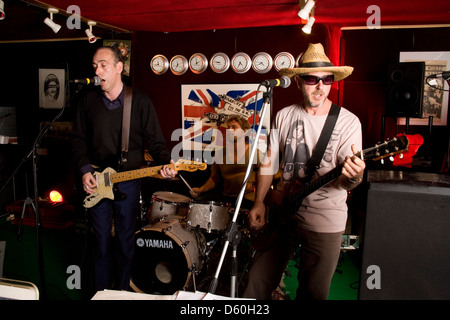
{"left": 281, "top": 250, "right": 360, "bottom": 300}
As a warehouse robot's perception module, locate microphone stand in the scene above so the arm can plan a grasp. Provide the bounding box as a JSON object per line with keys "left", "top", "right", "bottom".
{"left": 0, "top": 82, "right": 83, "bottom": 299}
{"left": 208, "top": 85, "right": 273, "bottom": 296}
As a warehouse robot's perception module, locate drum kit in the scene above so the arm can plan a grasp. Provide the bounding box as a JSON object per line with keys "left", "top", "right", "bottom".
{"left": 130, "top": 191, "right": 251, "bottom": 296}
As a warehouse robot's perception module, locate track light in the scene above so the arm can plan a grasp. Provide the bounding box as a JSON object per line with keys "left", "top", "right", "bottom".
{"left": 85, "top": 21, "right": 97, "bottom": 43}
{"left": 44, "top": 8, "right": 61, "bottom": 33}
{"left": 0, "top": 0, "right": 6, "bottom": 20}
{"left": 302, "top": 16, "right": 315, "bottom": 34}
{"left": 298, "top": 0, "right": 315, "bottom": 20}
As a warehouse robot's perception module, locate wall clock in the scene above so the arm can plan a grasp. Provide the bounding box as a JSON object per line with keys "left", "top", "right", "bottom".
{"left": 231, "top": 52, "right": 251, "bottom": 74}
{"left": 274, "top": 52, "right": 295, "bottom": 72}
{"left": 170, "top": 55, "right": 188, "bottom": 75}
{"left": 189, "top": 53, "right": 208, "bottom": 74}
{"left": 150, "top": 54, "right": 169, "bottom": 75}
{"left": 210, "top": 52, "right": 230, "bottom": 73}
{"left": 252, "top": 52, "right": 273, "bottom": 74}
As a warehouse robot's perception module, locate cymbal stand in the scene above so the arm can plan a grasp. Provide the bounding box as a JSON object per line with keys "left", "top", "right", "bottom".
{"left": 208, "top": 85, "right": 272, "bottom": 296}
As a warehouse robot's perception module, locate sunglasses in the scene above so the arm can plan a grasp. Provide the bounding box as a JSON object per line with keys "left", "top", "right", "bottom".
{"left": 300, "top": 75, "right": 335, "bottom": 85}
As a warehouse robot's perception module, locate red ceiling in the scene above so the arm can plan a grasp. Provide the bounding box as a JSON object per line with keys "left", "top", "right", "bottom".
{"left": 34, "top": 0, "right": 450, "bottom": 33}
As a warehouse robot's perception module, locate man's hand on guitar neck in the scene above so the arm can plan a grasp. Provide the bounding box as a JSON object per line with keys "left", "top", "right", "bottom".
{"left": 339, "top": 144, "right": 366, "bottom": 190}
{"left": 160, "top": 159, "right": 178, "bottom": 179}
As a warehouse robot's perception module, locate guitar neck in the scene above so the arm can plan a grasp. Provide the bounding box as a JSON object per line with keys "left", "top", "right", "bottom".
{"left": 289, "top": 165, "right": 342, "bottom": 205}
{"left": 110, "top": 164, "right": 175, "bottom": 183}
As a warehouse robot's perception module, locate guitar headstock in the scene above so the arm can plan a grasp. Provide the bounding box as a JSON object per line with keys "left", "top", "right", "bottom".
{"left": 362, "top": 135, "right": 410, "bottom": 162}
{"left": 174, "top": 159, "right": 207, "bottom": 172}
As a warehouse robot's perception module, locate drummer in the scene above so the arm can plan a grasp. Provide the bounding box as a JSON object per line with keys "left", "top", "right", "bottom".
{"left": 189, "top": 115, "right": 259, "bottom": 210}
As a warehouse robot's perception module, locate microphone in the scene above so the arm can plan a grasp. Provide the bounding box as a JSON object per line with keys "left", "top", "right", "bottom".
{"left": 69, "top": 76, "right": 102, "bottom": 85}
{"left": 428, "top": 71, "right": 450, "bottom": 80}
{"left": 261, "top": 76, "right": 291, "bottom": 88}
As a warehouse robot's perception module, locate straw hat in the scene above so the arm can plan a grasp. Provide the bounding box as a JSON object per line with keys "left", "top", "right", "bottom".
{"left": 279, "top": 43, "right": 353, "bottom": 81}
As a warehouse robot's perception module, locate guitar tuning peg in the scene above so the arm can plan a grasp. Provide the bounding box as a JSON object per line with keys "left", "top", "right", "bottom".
{"left": 399, "top": 153, "right": 403, "bottom": 159}
{"left": 380, "top": 159, "right": 384, "bottom": 164}
{"left": 389, "top": 156, "right": 394, "bottom": 162}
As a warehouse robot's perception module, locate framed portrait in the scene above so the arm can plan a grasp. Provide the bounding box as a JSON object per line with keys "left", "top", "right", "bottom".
{"left": 399, "top": 51, "right": 450, "bottom": 126}
{"left": 38, "top": 68, "right": 66, "bottom": 109}
{"left": 180, "top": 83, "right": 270, "bottom": 158}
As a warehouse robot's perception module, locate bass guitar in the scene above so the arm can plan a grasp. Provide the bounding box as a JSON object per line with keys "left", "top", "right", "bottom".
{"left": 83, "top": 159, "right": 206, "bottom": 208}
{"left": 249, "top": 134, "right": 419, "bottom": 250}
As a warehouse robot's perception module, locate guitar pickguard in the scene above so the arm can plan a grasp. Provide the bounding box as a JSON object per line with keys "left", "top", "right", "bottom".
{"left": 83, "top": 167, "right": 117, "bottom": 208}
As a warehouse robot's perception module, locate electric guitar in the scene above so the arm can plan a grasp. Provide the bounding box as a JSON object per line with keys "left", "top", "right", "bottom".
{"left": 249, "top": 134, "right": 419, "bottom": 250}
{"left": 83, "top": 159, "right": 207, "bottom": 208}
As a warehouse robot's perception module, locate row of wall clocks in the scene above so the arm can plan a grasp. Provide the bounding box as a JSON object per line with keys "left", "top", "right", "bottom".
{"left": 150, "top": 52, "right": 298, "bottom": 75}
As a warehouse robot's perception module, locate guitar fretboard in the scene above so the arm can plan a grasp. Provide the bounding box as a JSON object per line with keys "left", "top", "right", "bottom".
{"left": 110, "top": 164, "right": 174, "bottom": 183}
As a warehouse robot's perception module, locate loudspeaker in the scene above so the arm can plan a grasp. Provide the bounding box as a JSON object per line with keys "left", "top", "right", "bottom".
{"left": 359, "top": 171, "right": 450, "bottom": 300}
{"left": 386, "top": 61, "right": 425, "bottom": 118}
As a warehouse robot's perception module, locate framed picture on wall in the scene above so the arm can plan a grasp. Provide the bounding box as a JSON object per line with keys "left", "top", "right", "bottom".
{"left": 103, "top": 40, "right": 131, "bottom": 76}
{"left": 38, "top": 68, "right": 66, "bottom": 109}
{"left": 179, "top": 83, "right": 270, "bottom": 162}
{"left": 399, "top": 51, "right": 450, "bottom": 126}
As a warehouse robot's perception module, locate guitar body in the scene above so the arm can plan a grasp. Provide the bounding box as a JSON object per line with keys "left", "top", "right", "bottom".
{"left": 247, "top": 187, "right": 300, "bottom": 251}
{"left": 83, "top": 167, "right": 117, "bottom": 208}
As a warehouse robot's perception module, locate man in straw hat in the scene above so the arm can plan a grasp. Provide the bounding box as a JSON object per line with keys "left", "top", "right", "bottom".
{"left": 243, "top": 43, "right": 365, "bottom": 300}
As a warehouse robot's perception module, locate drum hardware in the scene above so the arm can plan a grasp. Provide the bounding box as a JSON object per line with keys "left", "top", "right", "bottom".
{"left": 162, "top": 225, "right": 172, "bottom": 233}
{"left": 181, "top": 240, "right": 190, "bottom": 249}
{"left": 189, "top": 263, "right": 199, "bottom": 292}
{"left": 230, "top": 228, "right": 242, "bottom": 298}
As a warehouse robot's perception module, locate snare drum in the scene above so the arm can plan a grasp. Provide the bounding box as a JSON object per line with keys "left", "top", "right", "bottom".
{"left": 186, "top": 201, "right": 231, "bottom": 233}
{"left": 148, "top": 191, "right": 190, "bottom": 224}
{"left": 130, "top": 219, "right": 205, "bottom": 295}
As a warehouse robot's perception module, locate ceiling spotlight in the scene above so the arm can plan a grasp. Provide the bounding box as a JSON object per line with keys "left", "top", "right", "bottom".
{"left": 302, "top": 16, "right": 315, "bottom": 34}
{"left": 298, "top": 0, "right": 315, "bottom": 20}
{"left": 85, "top": 21, "right": 97, "bottom": 43}
{"left": 0, "top": 0, "right": 6, "bottom": 20}
{"left": 44, "top": 8, "right": 61, "bottom": 33}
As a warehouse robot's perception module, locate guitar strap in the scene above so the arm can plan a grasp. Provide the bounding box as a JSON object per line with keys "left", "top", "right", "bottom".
{"left": 304, "top": 103, "right": 341, "bottom": 181}
{"left": 120, "top": 85, "right": 133, "bottom": 167}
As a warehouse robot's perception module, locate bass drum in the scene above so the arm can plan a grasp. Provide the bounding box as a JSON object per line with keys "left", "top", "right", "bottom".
{"left": 130, "top": 219, "right": 205, "bottom": 295}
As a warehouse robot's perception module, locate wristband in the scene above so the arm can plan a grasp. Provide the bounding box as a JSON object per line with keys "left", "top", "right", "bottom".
{"left": 348, "top": 176, "right": 362, "bottom": 184}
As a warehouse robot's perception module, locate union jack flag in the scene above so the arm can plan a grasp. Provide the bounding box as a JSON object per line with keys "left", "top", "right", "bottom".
{"left": 181, "top": 84, "right": 269, "bottom": 151}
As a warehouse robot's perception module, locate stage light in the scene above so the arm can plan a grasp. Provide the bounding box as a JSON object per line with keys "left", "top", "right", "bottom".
{"left": 0, "top": 0, "right": 5, "bottom": 20}
{"left": 298, "top": 0, "right": 315, "bottom": 20}
{"left": 49, "top": 190, "right": 63, "bottom": 203}
{"left": 85, "top": 21, "right": 97, "bottom": 43}
{"left": 44, "top": 8, "right": 61, "bottom": 33}
{"left": 302, "top": 16, "right": 315, "bottom": 34}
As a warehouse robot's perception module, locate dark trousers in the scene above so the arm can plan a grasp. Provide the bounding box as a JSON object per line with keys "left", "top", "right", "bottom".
{"left": 89, "top": 180, "right": 140, "bottom": 291}
{"left": 243, "top": 222, "right": 343, "bottom": 300}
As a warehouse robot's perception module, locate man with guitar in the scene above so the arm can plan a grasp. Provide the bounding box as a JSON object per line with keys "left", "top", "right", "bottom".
{"left": 72, "top": 44, "right": 177, "bottom": 292}
{"left": 243, "top": 43, "right": 366, "bottom": 300}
